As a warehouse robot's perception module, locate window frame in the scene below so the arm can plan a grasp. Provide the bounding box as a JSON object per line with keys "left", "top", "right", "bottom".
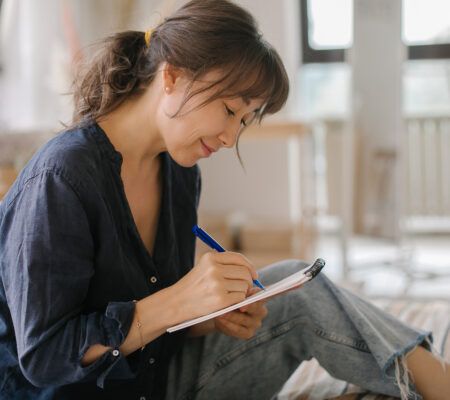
{"left": 300, "top": 0, "right": 450, "bottom": 64}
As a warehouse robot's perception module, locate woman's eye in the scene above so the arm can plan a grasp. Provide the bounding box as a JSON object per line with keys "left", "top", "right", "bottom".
{"left": 225, "top": 105, "right": 234, "bottom": 117}
{"left": 240, "top": 114, "right": 256, "bottom": 128}
{"left": 225, "top": 104, "right": 248, "bottom": 126}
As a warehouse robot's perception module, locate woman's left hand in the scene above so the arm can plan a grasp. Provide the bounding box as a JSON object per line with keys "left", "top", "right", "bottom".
{"left": 214, "top": 288, "right": 268, "bottom": 339}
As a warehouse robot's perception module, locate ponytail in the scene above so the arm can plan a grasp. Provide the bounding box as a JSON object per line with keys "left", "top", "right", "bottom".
{"left": 72, "top": 31, "right": 155, "bottom": 124}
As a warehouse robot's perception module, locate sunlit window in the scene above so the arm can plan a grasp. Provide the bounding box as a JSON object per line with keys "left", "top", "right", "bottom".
{"left": 308, "top": 0, "right": 352, "bottom": 50}
{"left": 403, "top": 0, "right": 450, "bottom": 45}
{"left": 300, "top": 0, "right": 450, "bottom": 118}
{"left": 306, "top": 0, "right": 450, "bottom": 50}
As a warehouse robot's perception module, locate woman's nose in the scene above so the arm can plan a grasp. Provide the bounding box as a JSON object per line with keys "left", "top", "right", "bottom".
{"left": 218, "top": 125, "right": 240, "bottom": 148}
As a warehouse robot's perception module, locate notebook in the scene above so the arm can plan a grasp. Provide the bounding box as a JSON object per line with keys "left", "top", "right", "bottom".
{"left": 167, "top": 258, "right": 325, "bottom": 333}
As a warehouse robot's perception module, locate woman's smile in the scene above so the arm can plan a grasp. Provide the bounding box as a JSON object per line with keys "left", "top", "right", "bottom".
{"left": 200, "top": 139, "right": 216, "bottom": 157}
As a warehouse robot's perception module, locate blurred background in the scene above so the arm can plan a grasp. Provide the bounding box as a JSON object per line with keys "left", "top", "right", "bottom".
{"left": 1, "top": 0, "right": 449, "bottom": 300}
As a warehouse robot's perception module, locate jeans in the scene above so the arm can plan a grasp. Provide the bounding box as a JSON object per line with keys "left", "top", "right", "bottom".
{"left": 165, "top": 260, "right": 432, "bottom": 400}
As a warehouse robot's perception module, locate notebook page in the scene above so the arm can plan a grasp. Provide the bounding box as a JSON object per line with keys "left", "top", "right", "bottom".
{"left": 167, "top": 263, "right": 313, "bottom": 333}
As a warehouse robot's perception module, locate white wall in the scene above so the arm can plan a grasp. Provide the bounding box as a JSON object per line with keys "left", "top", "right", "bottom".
{"left": 198, "top": 0, "right": 301, "bottom": 221}
{"left": 198, "top": 138, "right": 291, "bottom": 220}
{"left": 0, "top": 0, "right": 73, "bottom": 131}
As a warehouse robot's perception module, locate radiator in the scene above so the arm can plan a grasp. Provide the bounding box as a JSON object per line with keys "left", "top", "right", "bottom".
{"left": 318, "top": 116, "right": 450, "bottom": 228}
{"left": 405, "top": 116, "right": 450, "bottom": 217}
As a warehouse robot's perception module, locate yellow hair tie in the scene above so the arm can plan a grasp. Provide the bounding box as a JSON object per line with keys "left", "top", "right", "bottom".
{"left": 144, "top": 29, "right": 153, "bottom": 47}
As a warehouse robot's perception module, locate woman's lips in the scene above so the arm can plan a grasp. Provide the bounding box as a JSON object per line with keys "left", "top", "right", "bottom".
{"left": 200, "top": 140, "right": 215, "bottom": 156}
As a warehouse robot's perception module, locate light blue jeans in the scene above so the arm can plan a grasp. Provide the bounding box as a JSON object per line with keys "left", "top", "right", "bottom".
{"left": 165, "top": 260, "right": 432, "bottom": 400}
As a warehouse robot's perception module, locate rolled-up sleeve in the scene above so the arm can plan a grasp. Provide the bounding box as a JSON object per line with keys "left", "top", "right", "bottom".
{"left": 0, "top": 169, "right": 135, "bottom": 388}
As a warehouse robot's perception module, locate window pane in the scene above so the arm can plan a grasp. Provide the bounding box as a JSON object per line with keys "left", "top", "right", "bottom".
{"left": 403, "top": 60, "right": 450, "bottom": 114}
{"left": 403, "top": 0, "right": 450, "bottom": 45}
{"left": 307, "top": 0, "right": 450, "bottom": 49}
{"left": 307, "top": 0, "right": 352, "bottom": 49}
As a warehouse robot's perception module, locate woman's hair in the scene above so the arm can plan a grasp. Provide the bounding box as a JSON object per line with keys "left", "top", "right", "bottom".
{"left": 71, "top": 0, "right": 289, "bottom": 158}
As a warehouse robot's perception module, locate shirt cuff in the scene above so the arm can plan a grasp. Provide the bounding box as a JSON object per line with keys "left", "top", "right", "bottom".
{"left": 94, "top": 301, "right": 137, "bottom": 388}
{"left": 103, "top": 301, "right": 135, "bottom": 348}
{"left": 96, "top": 348, "right": 136, "bottom": 388}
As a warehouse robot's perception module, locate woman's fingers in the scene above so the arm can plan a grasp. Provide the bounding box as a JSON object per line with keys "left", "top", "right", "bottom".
{"left": 224, "top": 278, "right": 250, "bottom": 294}
{"left": 177, "top": 251, "right": 262, "bottom": 320}
{"left": 212, "top": 251, "right": 259, "bottom": 280}
{"left": 242, "top": 301, "right": 268, "bottom": 317}
{"left": 219, "top": 265, "right": 253, "bottom": 288}
{"left": 215, "top": 316, "right": 256, "bottom": 340}
{"left": 218, "top": 309, "right": 263, "bottom": 329}
{"left": 217, "top": 311, "right": 248, "bottom": 326}
{"left": 215, "top": 298, "right": 269, "bottom": 339}
{"left": 240, "top": 287, "right": 266, "bottom": 312}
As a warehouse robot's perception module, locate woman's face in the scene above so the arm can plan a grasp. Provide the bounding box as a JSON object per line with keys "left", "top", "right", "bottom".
{"left": 156, "top": 67, "right": 264, "bottom": 167}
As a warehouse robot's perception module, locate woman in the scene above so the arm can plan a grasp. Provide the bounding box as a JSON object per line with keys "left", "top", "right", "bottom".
{"left": 0, "top": 1, "right": 448, "bottom": 399}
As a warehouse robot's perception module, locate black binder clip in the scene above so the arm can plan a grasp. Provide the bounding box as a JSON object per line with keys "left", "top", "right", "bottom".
{"left": 304, "top": 258, "right": 326, "bottom": 279}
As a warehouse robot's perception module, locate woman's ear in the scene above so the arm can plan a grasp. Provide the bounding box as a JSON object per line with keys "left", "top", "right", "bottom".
{"left": 162, "top": 62, "right": 188, "bottom": 93}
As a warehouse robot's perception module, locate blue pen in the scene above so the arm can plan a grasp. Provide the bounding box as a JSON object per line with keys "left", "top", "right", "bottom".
{"left": 192, "top": 225, "right": 266, "bottom": 290}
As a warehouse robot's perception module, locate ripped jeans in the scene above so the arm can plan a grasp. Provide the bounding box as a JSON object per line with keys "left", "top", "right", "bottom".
{"left": 165, "top": 260, "right": 432, "bottom": 400}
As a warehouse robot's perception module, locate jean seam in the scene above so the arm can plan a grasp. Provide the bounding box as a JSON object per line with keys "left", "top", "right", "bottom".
{"left": 314, "top": 327, "right": 371, "bottom": 353}
{"left": 311, "top": 276, "right": 373, "bottom": 354}
{"left": 179, "top": 315, "right": 309, "bottom": 400}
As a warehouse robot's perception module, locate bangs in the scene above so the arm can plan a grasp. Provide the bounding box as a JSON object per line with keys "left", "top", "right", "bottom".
{"left": 176, "top": 39, "right": 290, "bottom": 124}
{"left": 218, "top": 42, "right": 290, "bottom": 122}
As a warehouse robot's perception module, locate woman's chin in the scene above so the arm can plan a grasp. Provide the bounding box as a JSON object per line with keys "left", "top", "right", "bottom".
{"left": 168, "top": 151, "right": 201, "bottom": 168}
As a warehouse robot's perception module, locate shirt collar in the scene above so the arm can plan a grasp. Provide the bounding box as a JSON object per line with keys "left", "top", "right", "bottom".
{"left": 90, "top": 121, "right": 124, "bottom": 166}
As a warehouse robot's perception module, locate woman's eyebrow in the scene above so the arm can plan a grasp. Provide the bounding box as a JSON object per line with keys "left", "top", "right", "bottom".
{"left": 242, "top": 96, "right": 251, "bottom": 105}
{"left": 225, "top": 96, "right": 261, "bottom": 114}
{"left": 241, "top": 96, "right": 262, "bottom": 113}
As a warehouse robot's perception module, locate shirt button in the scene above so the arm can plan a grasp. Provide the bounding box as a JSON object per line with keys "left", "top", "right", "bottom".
{"left": 112, "top": 349, "right": 120, "bottom": 357}
{"left": 149, "top": 357, "right": 155, "bottom": 365}
{"left": 150, "top": 276, "right": 157, "bottom": 284}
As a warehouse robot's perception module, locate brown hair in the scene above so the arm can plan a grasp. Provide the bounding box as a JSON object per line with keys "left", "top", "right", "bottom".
{"left": 72, "top": 0, "right": 289, "bottom": 159}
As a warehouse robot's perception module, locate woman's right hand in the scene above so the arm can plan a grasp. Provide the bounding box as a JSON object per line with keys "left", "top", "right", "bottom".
{"left": 170, "top": 251, "right": 259, "bottom": 322}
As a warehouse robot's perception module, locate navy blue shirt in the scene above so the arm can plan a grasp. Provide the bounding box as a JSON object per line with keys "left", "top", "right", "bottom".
{"left": 0, "top": 122, "right": 201, "bottom": 399}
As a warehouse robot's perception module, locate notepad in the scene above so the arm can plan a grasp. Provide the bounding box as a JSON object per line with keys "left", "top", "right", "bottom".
{"left": 167, "top": 258, "right": 325, "bottom": 333}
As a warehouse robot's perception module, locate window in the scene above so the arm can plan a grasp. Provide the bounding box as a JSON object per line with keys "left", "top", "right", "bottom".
{"left": 404, "top": 0, "right": 450, "bottom": 59}
{"left": 301, "top": 0, "right": 450, "bottom": 63}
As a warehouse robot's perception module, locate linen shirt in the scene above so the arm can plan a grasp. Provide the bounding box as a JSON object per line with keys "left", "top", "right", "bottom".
{"left": 0, "top": 122, "right": 201, "bottom": 399}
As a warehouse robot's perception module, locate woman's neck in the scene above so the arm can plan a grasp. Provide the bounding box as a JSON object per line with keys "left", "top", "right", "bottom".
{"left": 98, "top": 88, "right": 166, "bottom": 173}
